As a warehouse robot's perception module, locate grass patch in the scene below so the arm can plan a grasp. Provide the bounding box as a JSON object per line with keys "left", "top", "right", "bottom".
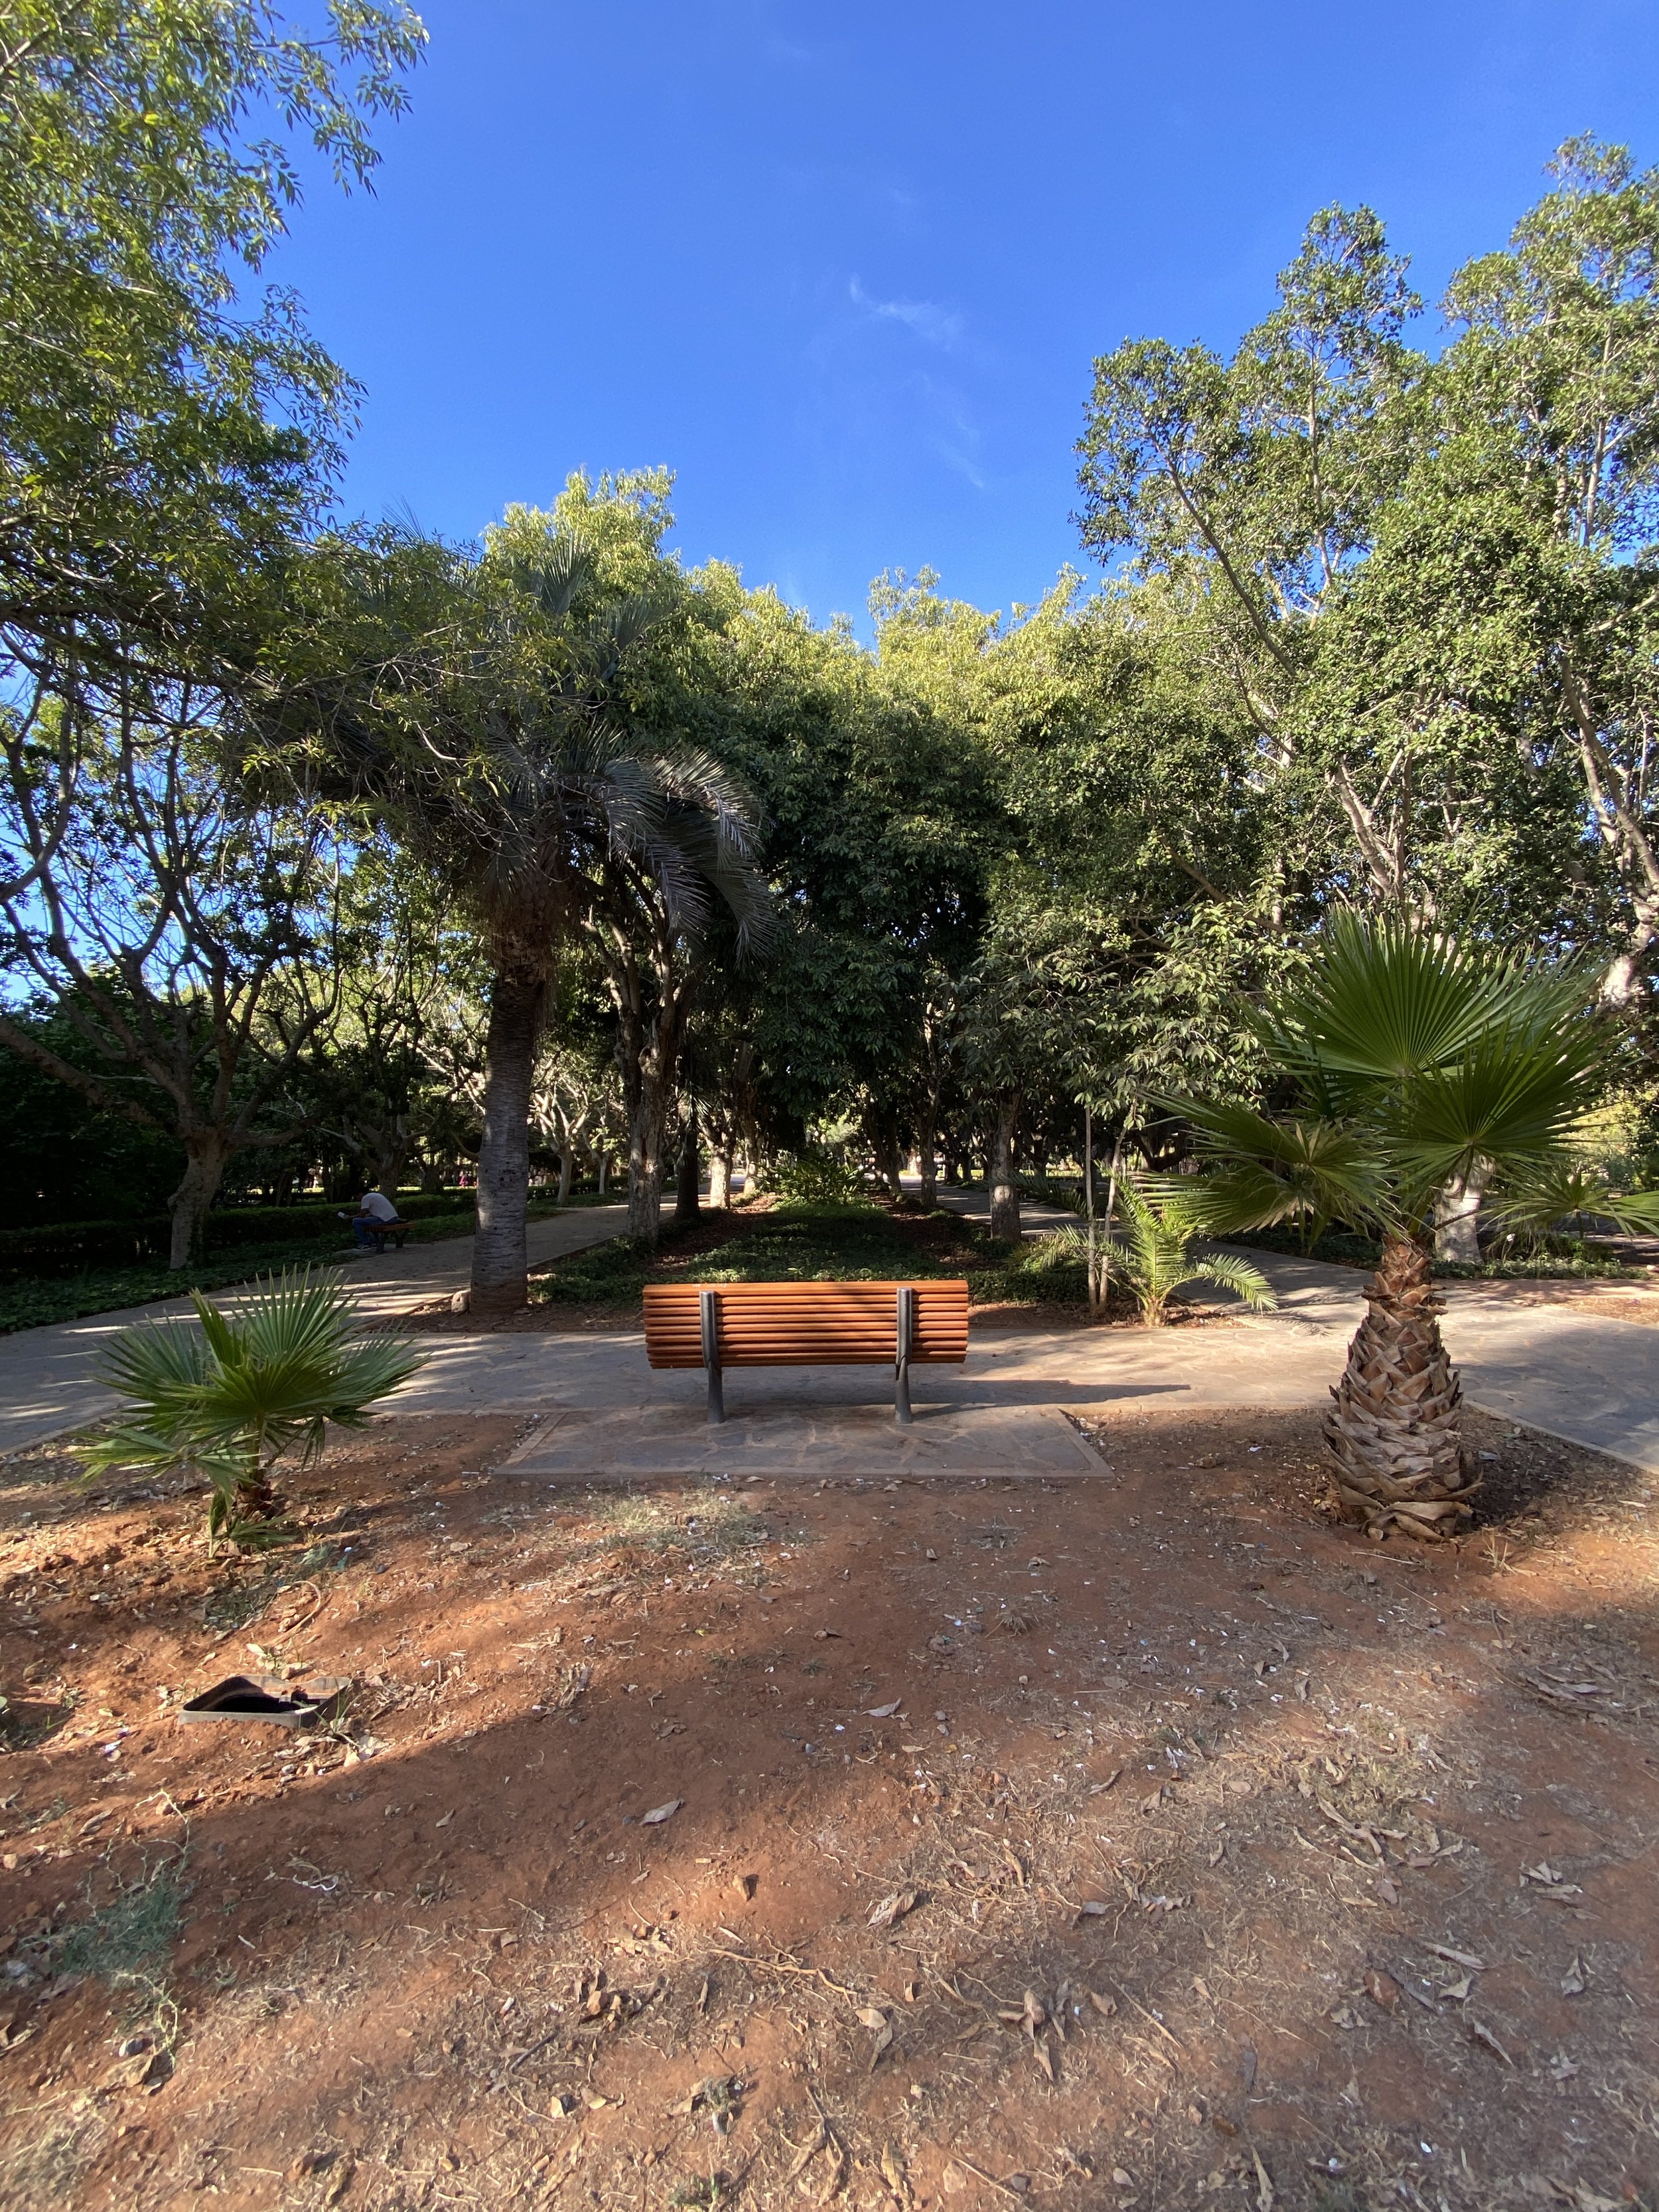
{"left": 201, "top": 1536, "right": 350, "bottom": 1632}
{"left": 55, "top": 1860, "right": 184, "bottom": 1982}
{"left": 678, "top": 1201, "right": 940, "bottom": 1284}
{"left": 530, "top": 1195, "right": 1103, "bottom": 1313}
{"left": 569, "top": 1486, "right": 774, "bottom": 1573}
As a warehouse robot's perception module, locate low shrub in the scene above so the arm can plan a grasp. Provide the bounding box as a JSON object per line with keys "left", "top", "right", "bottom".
{"left": 757, "top": 1151, "right": 868, "bottom": 1207}
{"left": 0, "top": 1191, "right": 476, "bottom": 1280}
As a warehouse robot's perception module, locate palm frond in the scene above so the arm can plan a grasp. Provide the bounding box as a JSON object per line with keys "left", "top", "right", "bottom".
{"left": 80, "top": 1270, "right": 425, "bottom": 1548}
{"left": 1186, "top": 1251, "right": 1278, "bottom": 1311}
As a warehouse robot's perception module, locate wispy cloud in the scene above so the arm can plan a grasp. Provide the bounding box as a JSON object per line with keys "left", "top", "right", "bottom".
{"left": 849, "top": 277, "right": 963, "bottom": 350}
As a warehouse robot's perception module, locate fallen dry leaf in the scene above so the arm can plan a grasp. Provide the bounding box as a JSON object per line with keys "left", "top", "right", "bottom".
{"left": 640, "top": 1799, "right": 682, "bottom": 1826}
{"left": 867, "top": 1700, "right": 903, "bottom": 1719}
{"left": 1363, "top": 1968, "right": 1401, "bottom": 2013}
{"left": 868, "top": 1887, "right": 919, "bottom": 1930}
{"left": 1560, "top": 1956, "right": 1587, "bottom": 1997}
{"left": 1467, "top": 2016, "right": 1514, "bottom": 2065}
{"left": 1252, "top": 2148, "right": 1275, "bottom": 2212}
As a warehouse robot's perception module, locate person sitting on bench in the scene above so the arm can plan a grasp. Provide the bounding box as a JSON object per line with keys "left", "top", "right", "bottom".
{"left": 340, "top": 1188, "right": 403, "bottom": 1249}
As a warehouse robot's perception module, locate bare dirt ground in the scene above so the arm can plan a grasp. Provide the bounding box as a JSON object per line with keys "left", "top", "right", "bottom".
{"left": 1, "top": 1399, "right": 1655, "bottom": 2212}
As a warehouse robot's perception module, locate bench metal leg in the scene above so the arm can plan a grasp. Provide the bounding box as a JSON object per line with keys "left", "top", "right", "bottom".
{"left": 895, "top": 1286, "right": 914, "bottom": 1428}
{"left": 701, "top": 1288, "right": 725, "bottom": 1425}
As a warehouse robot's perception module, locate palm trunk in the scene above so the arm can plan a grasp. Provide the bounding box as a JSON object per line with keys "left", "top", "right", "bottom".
{"left": 675, "top": 1104, "right": 700, "bottom": 1227}
{"left": 987, "top": 1097, "right": 1021, "bottom": 1242}
{"left": 471, "top": 968, "right": 545, "bottom": 1317}
{"left": 1325, "top": 1234, "right": 1481, "bottom": 1540}
{"left": 168, "top": 1136, "right": 232, "bottom": 1268}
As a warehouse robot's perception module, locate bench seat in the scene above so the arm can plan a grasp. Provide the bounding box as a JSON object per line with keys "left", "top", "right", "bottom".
{"left": 644, "top": 1279, "right": 968, "bottom": 1426}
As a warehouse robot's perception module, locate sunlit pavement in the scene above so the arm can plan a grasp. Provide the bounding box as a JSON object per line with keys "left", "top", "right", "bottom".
{"left": 0, "top": 1205, "right": 629, "bottom": 1456}
{"left": 5, "top": 1187, "right": 1657, "bottom": 1479}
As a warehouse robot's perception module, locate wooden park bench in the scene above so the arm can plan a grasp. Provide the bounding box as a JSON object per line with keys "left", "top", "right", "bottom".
{"left": 643, "top": 1279, "right": 970, "bottom": 1426}
{"left": 338, "top": 1210, "right": 412, "bottom": 1254}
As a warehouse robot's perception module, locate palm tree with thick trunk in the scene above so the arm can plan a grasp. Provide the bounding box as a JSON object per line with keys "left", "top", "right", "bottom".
{"left": 298, "top": 526, "right": 770, "bottom": 1313}
{"left": 1185, "top": 917, "right": 1659, "bottom": 1540}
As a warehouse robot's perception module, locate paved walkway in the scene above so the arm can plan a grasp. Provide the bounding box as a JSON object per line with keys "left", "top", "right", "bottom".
{"left": 931, "top": 1183, "right": 1659, "bottom": 1473}
{"left": 5, "top": 1187, "right": 1658, "bottom": 1479}
{"left": 0, "top": 1206, "right": 629, "bottom": 1457}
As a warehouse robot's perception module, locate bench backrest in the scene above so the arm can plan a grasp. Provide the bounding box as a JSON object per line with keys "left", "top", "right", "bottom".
{"left": 643, "top": 1280, "right": 969, "bottom": 1370}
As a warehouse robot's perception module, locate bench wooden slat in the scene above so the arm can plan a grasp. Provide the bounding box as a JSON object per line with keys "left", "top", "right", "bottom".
{"left": 643, "top": 1280, "right": 968, "bottom": 1371}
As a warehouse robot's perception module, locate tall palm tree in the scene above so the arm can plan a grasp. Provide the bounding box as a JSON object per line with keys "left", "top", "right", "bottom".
{"left": 289, "top": 527, "right": 770, "bottom": 1313}
{"left": 1183, "top": 916, "right": 1659, "bottom": 1540}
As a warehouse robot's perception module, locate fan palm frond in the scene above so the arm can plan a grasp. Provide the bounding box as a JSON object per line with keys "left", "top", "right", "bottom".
{"left": 81, "top": 1270, "right": 425, "bottom": 1551}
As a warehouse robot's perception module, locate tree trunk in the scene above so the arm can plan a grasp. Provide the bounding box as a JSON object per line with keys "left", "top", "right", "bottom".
{"left": 167, "top": 1136, "right": 232, "bottom": 1268}
{"left": 557, "top": 1149, "right": 575, "bottom": 1205}
{"left": 627, "top": 1067, "right": 673, "bottom": 1244}
{"left": 917, "top": 1130, "right": 938, "bottom": 1211}
{"left": 419, "top": 1155, "right": 445, "bottom": 1193}
{"left": 708, "top": 1142, "right": 734, "bottom": 1209}
{"left": 868, "top": 1119, "right": 904, "bottom": 1203}
{"left": 597, "top": 1152, "right": 609, "bottom": 1196}
{"left": 675, "top": 1103, "right": 700, "bottom": 1227}
{"left": 987, "top": 1098, "right": 1021, "bottom": 1242}
{"left": 372, "top": 1115, "right": 411, "bottom": 1199}
{"left": 1434, "top": 1158, "right": 1490, "bottom": 1266}
{"left": 1325, "top": 1234, "right": 1482, "bottom": 1540}
{"left": 470, "top": 969, "right": 545, "bottom": 1317}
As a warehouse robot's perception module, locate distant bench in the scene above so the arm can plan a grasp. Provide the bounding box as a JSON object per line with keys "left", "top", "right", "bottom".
{"left": 338, "top": 1211, "right": 412, "bottom": 1254}
{"left": 642, "top": 1279, "right": 970, "bottom": 1426}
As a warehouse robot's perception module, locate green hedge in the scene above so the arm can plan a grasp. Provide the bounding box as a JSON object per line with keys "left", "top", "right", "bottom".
{"left": 0, "top": 1191, "right": 477, "bottom": 1279}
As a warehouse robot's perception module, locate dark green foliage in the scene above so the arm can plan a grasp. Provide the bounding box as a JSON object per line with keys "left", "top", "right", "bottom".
{"left": 0, "top": 1191, "right": 478, "bottom": 1280}
{"left": 0, "top": 1021, "right": 184, "bottom": 1223}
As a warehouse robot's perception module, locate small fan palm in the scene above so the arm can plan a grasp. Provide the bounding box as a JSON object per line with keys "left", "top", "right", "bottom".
{"left": 1180, "top": 916, "right": 1659, "bottom": 1540}
{"left": 1047, "top": 1176, "right": 1277, "bottom": 1326}
{"left": 80, "top": 1270, "right": 425, "bottom": 1550}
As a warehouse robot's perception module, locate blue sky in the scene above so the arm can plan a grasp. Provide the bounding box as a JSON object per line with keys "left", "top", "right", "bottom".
{"left": 269, "top": 0, "right": 1659, "bottom": 632}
